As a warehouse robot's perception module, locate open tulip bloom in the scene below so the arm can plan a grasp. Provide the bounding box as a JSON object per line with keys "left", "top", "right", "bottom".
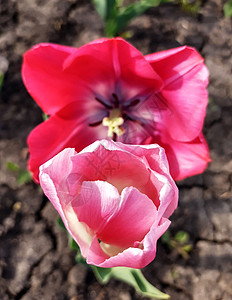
{"left": 39, "top": 140, "right": 178, "bottom": 269}
{"left": 22, "top": 38, "right": 210, "bottom": 183}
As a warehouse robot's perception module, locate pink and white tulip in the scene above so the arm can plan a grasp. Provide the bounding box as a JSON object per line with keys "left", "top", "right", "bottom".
{"left": 39, "top": 140, "right": 178, "bottom": 268}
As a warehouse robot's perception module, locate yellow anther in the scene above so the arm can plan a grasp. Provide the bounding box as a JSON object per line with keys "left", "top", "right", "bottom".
{"left": 102, "top": 109, "right": 125, "bottom": 138}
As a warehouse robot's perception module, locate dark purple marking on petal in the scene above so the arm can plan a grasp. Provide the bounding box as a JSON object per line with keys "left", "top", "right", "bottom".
{"left": 95, "top": 97, "right": 113, "bottom": 109}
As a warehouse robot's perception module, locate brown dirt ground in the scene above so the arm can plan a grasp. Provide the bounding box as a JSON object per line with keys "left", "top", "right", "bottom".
{"left": 0, "top": 0, "right": 232, "bottom": 299}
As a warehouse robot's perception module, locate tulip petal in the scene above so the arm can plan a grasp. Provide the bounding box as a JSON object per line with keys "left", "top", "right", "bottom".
{"left": 28, "top": 105, "right": 108, "bottom": 182}
{"left": 146, "top": 46, "right": 209, "bottom": 141}
{"left": 22, "top": 43, "right": 86, "bottom": 115}
{"left": 70, "top": 143, "right": 159, "bottom": 205}
{"left": 129, "top": 145, "right": 178, "bottom": 218}
{"left": 73, "top": 181, "right": 120, "bottom": 234}
{"left": 100, "top": 141, "right": 178, "bottom": 218}
{"left": 38, "top": 148, "right": 86, "bottom": 237}
{"left": 111, "top": 38, "right": 163, "bottom": 98}
{"left": 145, "top": 46, "right": 204, "bottom": 86}
{"left": 109, "top": 142, "right": 170, "bottom": 177}
{"left": 98, "top": 187, "right": 157, "bottom": 249}
{"left": 155, "top": 131, "right": 211, "bottom": 181}
{"left": 39, "top": 148, "right": 94, "bottom": 257}
{"left": 87, "top": 236, "right": 141, "bottom": 268}
{"left": 160, "top": 64, "right": 208, "bottom": 141}
{"left": 39, "top": 147, "right": 75, "bottom": 192}
{"left": 87, "top": 217, "right": 171, "bottom": 269}
{"left": 64, "top": 38, "right": 163, "bottom": 101}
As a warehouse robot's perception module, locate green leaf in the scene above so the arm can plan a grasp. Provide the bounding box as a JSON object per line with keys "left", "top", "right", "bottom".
{"left": 111, "top": 268, "right": 170, "bottom": 299}
{"left": 97, "top": 0, "right": 168, "bottom": 37}
{"left": 93, "top": 0, "right": 120, "bottom": 36}
{"left": 224, "top": 0, "right": 232, "bottom": 17}
{"left": 76, "top": 256, "right": 169, "bottom": 298}
{"left": 6, "top": 161, "right": 32, "bottom": 185}
{"left": 93, "top": 0, "right": 107, "bottom": 19}
{"left": 17, "top": 169, "right": 32, "bottom": 185}
{"left": 91, "top": 265, "right": 113, "bottom": 284}
{"left": 75, "top": 251, "right": 87, "bottom": 265}
{"left": 170, "top": 269, "right": 179, "bottom": 279}
{"left": 182, "top": 244, "right": 192, "bottom": 252}
{"left": 120, "top": 30, "right": 133, "bottom": 39}
{"left": 0, "top": 74, "right": 4, "bottom": 90}
{"left": 93, "top": 0, "right": 117, "bottom": 21}
{"left": 161, "top": 231, "right": 171, "bottom": 245}
{"left": 105, "top": 19, "right": 118, "bottom": 37}
{"left": 179, "top": 0, "right": 200, "bottom": 14}
{"left": 57, "top": 216, "right": 66, "bottom": 231}
{"left": 69, "top": 236, "right": 80, "bottom": 251}
{"left": 174, "top": 231, "right": 189, "bottom": 243}
{"left": 115, "top": 0, "right": 162, "bottom": 34}
{"left": 6, "top": 161, "right": 20, "bottom": 172}
{"left": 42, "top": 113, "right": 49, "bottom": 121}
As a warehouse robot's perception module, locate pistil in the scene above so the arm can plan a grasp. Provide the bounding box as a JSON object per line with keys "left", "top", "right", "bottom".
{"left": 102, "top": 108, "right": 125, "bottom": 138}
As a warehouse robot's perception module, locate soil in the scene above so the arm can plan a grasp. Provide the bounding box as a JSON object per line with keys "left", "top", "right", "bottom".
{"left": 0, "top": 0, "right": 232, "bottom": 299}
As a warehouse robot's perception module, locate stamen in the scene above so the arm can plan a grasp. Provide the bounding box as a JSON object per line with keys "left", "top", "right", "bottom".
{"left": 95, "top": 97, "right": 113, "bottom": 109}
{"left": 112, "top": 93, "right": 120, "bottom": 107}
{"left": 122, "top": 113, "right": 144, "bottom": 126}
{"left": 89, "top": 120, "right": 102, "bottom": 127}
{"left": 123, "top": 98, "right": 140, "bottom": 108}
{"left": 130, "top": 99, "right": 140, "bottom": 106}
{"left": 102, "top": 108, "right": 125, "bottom": 138}
{"left": 112, "top": 132, "right": 117, "bottom": 142}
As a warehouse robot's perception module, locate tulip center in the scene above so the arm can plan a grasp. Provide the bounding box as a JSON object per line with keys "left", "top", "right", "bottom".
{"left": 99, "top": 241, "right": 125, "bottom": 257}
{"left": 90, "top": 92, "right": 143, "bottom": 141}
{"left": 102, "top": 108, "right": 125, "bottom": 138}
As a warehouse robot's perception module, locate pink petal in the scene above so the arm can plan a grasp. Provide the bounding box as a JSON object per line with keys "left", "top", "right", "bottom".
{"left": 87, "top": 236, "right": 141, "bottom": 267}
{"left": 160, "top": 64, "right": 209, "bottom": 141}
{"left": 111, "top": 38, "right": 163, "bottom": 98}
{"left": 28, "top": 105, "right": 108, "bottom": 182}
{"left": 132, "top": 145, "right": 178, "bottom": 218}
{"left": 97, "top": 187, "right": 157, "bottom": 249}
{"left": 22, "top": 43, "right": 85, "bottom": 115}
{"left": 146, "top": 46, "right": 209, "bottom": 141}
{"left": 102, "top": 141, "right": 178, "bottom": 218}
{"left": 72, "top": 181, "right": 120, "bottom": 234}
{"left": 86, "top": 236, "right": 110, "bottom": 265}
{"left": 71, "top": 142, "right": 159, "bottom": 204}
{"left": 154, "top": 131, "right": 211, "bottom": 181}
{"left": 64, "top": 38, "right": 163, "bottom": 100}
{"left": 39, "top": 148, "right": 94, "bottom": 257}
{"left": 118, "top": 118, "right": 154, "bottom": 145}
{"left": 87, "top": 217, "right": 171, "bottom": 268}
{"left": 111, "top": 142, "right": 170, "bottom": 177}
{"left": 151, "top": 173, "right": 178, "bottom": 219}
{"left": 145, "top": 46, "right": 204, "bottom": 86}
{"left": 39, "top": 147, "right": 76, "bottom": 191}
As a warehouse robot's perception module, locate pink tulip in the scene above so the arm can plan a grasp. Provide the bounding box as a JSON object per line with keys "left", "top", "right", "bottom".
{"left": 39, "top": 140, "right": 178, "bottom": 268}
{"left": 22, "top": 38, "right": 210, "bottom": 182}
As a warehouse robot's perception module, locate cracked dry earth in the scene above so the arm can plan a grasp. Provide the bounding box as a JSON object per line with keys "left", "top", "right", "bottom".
{"left": 0, "top": 0, "right": 232, "bottom": 299}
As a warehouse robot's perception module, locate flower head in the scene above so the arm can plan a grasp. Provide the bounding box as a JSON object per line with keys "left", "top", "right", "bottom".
{"left": 39, "top": 140, "right": 178, "bottom": 268}
{"left": 22, "top": 38, "right": 210, "bottom": 182}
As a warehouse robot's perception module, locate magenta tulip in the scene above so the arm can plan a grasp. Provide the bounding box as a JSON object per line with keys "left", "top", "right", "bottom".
{"left": 39, "top": 140, "right": 178, "bottom": 268}
{"left": 22, "top": 38, "right": 210, "bottom": 182}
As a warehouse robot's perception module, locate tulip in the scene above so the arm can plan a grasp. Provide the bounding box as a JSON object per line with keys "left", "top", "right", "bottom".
{"left": 39, "top": 140, "right": 178, "bottom": 268}
{"left": 22, "top": 38, "right": 210, "bottom": 182}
